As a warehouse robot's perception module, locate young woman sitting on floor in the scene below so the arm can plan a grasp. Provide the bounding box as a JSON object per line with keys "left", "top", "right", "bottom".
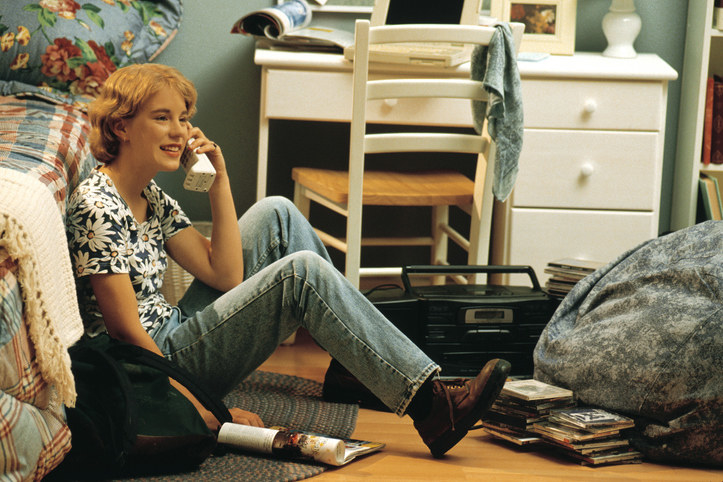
{"left": 65, "top": 63, "right": 510, "bottom": 458}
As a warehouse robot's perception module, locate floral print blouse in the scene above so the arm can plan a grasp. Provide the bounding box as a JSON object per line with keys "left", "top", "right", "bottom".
{"left": 66, "top": 168, "right": 191, "bottom": 337}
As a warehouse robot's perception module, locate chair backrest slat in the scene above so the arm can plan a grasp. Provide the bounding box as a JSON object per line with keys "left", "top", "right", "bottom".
{"left": 364, "top": 133, "right": 488, "bottom": 155}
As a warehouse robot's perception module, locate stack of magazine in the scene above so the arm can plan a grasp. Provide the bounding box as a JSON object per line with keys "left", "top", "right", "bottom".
{"left": 481, "top": 379, "right": 576, "bottom": 446}
{"left": 543, "top": 258, "right": 604, "bottom": 299}
{"left": 532, "top": 408, "right": 643, "bottom": 465}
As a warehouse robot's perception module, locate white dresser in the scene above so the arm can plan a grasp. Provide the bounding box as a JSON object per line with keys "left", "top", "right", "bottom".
{"left": 254, "top": 49, "right": 677, "bottom": 284}
{"left": 491, "top": 53, "right": 677, "bottom": 284}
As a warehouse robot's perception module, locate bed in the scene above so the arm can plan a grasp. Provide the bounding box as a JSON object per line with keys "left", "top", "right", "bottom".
{"left": 0, "top": 2, "right": 182, "bottom": 479}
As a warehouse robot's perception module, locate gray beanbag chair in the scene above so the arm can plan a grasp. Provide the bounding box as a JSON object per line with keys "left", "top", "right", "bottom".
{"left": 534, "top": 220, "right": 722, "bottom": 467}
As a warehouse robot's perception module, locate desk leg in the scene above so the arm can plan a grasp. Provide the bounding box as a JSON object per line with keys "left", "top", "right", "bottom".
{"left": 257, "top": 67, "right": 269, "bottom": 201}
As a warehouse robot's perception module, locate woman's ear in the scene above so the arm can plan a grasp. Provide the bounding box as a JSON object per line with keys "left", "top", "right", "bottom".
{"left": 110, "top": 118, "right": 127, "bottom": 142}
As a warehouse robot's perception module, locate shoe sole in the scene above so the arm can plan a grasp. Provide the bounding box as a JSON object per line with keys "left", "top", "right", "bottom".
{"left": 428, "top": 359, "right": 511, "bottom": 458}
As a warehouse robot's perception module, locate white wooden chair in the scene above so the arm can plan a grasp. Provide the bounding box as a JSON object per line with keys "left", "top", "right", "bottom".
{"left": 292, "top": 20, "right": 523, "bottom": 288}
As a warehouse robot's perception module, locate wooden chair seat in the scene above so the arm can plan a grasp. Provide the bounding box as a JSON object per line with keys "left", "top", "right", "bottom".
{"left": 292, "top": 167, "right": 474, "bottom": 206}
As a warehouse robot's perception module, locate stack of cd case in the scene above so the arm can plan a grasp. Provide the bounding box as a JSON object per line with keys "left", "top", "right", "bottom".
{"left": 532, "top": 407, "right": 643, "bottom": 465}
{"left": 481, "top": 379, "right": 575, "bottom": 446}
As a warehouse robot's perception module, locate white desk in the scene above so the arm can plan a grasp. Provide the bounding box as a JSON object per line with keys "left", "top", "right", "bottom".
{"left": 254, "top": 48, "right": 677, "bottom": 283}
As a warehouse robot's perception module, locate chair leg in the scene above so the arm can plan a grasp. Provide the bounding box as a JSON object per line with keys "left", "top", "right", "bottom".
{"left": 469, "top": 150, "right": 494, "bottom": 284}
{"left": 432, "top": 206, "right": 449, "bottom": 285}
{"left": 293, "top": 182, "right": 311, "bottom": 219}
{"left": 346, "top": 176, "right": 363, "bottom": 290}
{"left": 432, "top": 206, "right": 449, "bottom": 265}
{"left": 345, "top": 237, "right": 361, "bottom": 289}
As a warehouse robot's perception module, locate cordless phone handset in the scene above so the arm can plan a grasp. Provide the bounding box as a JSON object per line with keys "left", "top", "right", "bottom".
{"left": 180, "top": 138, "right": 216, "bottom": 192}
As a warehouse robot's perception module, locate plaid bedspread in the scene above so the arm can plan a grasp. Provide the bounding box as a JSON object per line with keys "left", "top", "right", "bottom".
{"left": 0, "top": 96, "right": 96, "bottom": 480}
{"left": 0, "top": 96, "right": 94, "bottom": 216}
{"left": 0, "top": 251, "right": 72, "bottom": 480}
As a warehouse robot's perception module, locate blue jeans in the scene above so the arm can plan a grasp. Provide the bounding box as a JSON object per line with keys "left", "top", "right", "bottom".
{"left": 153, "top": 197, "right": 439, "bottom": 416}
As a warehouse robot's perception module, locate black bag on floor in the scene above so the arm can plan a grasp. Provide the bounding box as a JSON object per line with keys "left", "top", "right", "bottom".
{"left": 51, "top": 334, "right": 232, "bottom": 479}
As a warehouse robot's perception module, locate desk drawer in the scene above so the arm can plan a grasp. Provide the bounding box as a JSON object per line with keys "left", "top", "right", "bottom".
{"left": 521, "top": 79, "right": 664, "bottom": 131}
{"left": 366, "top": 96, "right": 473, "bottom": 127}
{"left": 512, "top": 129, "right": 660, "bottom": 210}
{"left": 497, "top": 207, "right": 657, "bottom": 285}
{"left": 266, "top": 69, "right": 351, "bottom": 122}
{"left": 265, "top": 69, "right": 474, "bottom": 126}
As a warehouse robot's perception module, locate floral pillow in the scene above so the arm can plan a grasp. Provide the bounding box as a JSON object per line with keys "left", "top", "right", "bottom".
{"left": 0, "top": 0, "right": 182, "bottom": 105}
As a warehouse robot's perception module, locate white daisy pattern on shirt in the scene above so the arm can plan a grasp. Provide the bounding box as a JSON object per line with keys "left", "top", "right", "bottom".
{"left": 66, "top": 168, "right": 192, "bottom": 337}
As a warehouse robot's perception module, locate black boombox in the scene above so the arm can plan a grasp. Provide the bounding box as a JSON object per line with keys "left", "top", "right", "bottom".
{"left": 366, "top": 266, "right": 561, "bottom": 377}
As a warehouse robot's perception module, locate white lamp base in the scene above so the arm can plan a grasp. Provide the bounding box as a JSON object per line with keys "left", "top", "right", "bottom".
{"left": 602, "top": 0, "right": 641, "bottom": 58}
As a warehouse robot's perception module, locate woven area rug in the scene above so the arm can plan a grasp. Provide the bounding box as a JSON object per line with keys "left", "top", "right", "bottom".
{"left": 118, "top": 370, "right": 359, "bottom": 482}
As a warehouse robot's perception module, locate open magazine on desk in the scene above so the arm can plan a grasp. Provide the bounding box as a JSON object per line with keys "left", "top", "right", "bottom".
{"left": 231, "top": 0, "right": 354, "bottom": 52}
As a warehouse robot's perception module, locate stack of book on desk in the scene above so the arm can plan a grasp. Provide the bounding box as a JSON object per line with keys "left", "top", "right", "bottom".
{"left": 481, "top": 379, "right": 575, "bottom": 446}
{"left": 482, "top": 379, "right": 643, "bottom": 466}
{"left": 543, "top": 258, "right": 604, "bottom": 299}
{"left": 532, "top": 407, "right": 643, "bottom": 465}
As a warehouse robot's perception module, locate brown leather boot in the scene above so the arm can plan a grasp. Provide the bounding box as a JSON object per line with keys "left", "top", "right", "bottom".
{"left": 413, "top": 358, "right": 511, "bottom": 458}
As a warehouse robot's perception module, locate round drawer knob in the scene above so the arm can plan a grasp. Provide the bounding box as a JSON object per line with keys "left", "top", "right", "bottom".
{"left": 583, "top": 99, "right": 597, "bottom": 114}
{"left": 384, "top": 98, "right": 398, "bottom": 107}
{"left": 580, "top": 163, "right": 595, "bottom": 177}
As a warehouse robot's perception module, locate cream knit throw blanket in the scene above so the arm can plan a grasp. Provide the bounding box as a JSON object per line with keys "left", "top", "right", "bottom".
{"left": 0, "top": 168, "right": 83, "bottom": 406}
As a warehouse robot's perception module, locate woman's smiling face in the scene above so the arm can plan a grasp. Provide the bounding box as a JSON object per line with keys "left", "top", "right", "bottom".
{"left": 118, "top": 87, "right": 192, "bottom": 174}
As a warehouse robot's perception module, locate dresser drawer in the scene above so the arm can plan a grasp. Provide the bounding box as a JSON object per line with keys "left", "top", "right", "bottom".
{"left": 521, "top": 79, "right": 664, "bottom": 131}
{"left": 495, "top": 208, "right": 657, "bottom": 285}
{"left": 265, "top": 69, "right": 474, "bottom": 126}
{"left": 512, "top": 129, "right": 660, "bottom": 211}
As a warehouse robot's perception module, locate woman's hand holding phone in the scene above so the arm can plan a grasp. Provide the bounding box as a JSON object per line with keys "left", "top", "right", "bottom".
{"left": 181, "top": 139, "right": 216, "bottom": 191}
{"left": 181, "top": 126, "right": 220, "bottom": 192}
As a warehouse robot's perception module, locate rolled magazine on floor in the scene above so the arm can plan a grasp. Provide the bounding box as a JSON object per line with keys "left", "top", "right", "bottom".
{"left": 217, "top": 423, "right": 384, "bottom": 466}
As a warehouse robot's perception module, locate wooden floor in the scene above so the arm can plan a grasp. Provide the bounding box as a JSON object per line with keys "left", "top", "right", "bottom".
{"left": 259, "top": 329, "right": 722, "bottom": 482}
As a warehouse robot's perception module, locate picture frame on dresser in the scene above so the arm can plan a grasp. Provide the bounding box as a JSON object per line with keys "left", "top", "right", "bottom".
{"left": 490, "top": 0, "right": 577, "bottom": 55}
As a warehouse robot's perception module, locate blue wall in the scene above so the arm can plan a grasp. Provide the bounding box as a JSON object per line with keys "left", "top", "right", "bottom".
{"left": 154, "top": 0, "right": 688, "bottom": 233}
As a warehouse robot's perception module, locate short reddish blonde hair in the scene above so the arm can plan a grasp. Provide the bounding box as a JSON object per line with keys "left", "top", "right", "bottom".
{"left": 89, "top": 63, "right": 197, "bottom": 163}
